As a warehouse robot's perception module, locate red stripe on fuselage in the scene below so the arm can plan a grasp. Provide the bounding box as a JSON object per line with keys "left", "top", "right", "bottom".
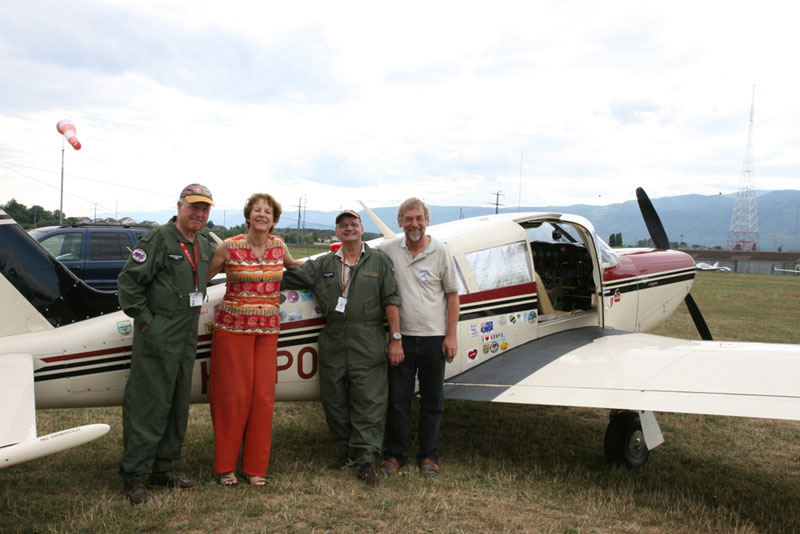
{"left": 459, "top": 282, "right": 537, "bottom": 305}
{"left": 603, "top": 249, "right": 694, "bottom": 283}
{"left": 41, "top": 334, "right": 214, "bottom": 363}
{"left": 41, "top": 286, "right": 536, "bottom": 365}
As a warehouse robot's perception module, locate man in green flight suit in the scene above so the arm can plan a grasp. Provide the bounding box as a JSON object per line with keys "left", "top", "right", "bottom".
{"left": 117, "top": 183, "right": 214, "bottom": 505}
{"left": 282, "top": 210, "right": 402, "bottom": 488}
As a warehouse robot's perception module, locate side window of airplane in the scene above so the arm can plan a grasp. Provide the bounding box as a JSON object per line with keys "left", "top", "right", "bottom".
{"left": 39, "top": 232, "right": 83, "bottom": 261}
{"left": 464, "top": 241, "right": 532, "bottom": 291}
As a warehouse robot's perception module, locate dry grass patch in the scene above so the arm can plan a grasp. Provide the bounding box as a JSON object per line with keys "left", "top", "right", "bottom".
{"left": 2, "top": 273, "right": 800, "bottom": 533}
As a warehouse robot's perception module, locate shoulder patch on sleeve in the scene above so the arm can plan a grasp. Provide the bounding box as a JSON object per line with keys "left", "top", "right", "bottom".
{"left": 131, "top": 248, "right": 148, "bottom": 263}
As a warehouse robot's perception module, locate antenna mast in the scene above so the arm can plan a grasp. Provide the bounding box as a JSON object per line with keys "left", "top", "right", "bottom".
{"left": 726, "top": 86, "right": 760, "bottom": 251}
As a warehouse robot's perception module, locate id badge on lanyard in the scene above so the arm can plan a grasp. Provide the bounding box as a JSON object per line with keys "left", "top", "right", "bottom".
{"left": 179, "top": 241, "right": 204, "bottom": 307}
{"left": 336, "top": 257, "right": 353, "bottom": 313}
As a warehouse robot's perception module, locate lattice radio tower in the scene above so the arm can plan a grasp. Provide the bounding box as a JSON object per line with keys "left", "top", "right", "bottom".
{"left": 726, "top": 86, "right": 760, "bottom": 251}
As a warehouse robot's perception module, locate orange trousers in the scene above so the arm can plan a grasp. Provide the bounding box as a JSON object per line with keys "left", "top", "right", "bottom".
{"left": 209, "top": 328, "right": 278, "bottom": 477}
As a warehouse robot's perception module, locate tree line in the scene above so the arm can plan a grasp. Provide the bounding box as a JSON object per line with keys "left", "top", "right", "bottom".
{"left": 1, "top": 199, "right": 77, "bottom": 229}
{"left": 3, "top": 199, "right": 378, "bottom": 245}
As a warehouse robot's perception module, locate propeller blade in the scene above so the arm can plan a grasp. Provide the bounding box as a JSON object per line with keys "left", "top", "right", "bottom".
{"left": 635, "top": 187, "right": 713, "bottom": 340}
{"left": 635, "top": 187, "right": 670, "bottom": 249}
{"left": 684, "top": 293, "right": 713, "bottom": 340}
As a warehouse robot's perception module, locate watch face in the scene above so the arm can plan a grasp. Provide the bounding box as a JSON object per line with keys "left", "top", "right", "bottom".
{"left": 392, "top": 333, "right": 402, "bottom": 340}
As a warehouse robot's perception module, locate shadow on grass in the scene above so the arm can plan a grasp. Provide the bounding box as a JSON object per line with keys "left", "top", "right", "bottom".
{"left": 439, "top": 399, "right": 800, "bottom": 533}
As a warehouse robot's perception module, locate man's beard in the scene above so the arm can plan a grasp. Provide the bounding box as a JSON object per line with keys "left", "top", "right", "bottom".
{"left": 405, "top": 229, "right": 424, "bottom": 242}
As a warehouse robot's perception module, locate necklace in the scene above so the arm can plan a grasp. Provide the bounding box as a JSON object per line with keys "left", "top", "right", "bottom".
{"left": 246, "top": 234, "right": 268, "bottom": 248}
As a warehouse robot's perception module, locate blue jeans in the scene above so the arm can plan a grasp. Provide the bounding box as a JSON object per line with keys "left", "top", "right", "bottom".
{"left": 383, "top": 335, "right": 445, "bottom": 467}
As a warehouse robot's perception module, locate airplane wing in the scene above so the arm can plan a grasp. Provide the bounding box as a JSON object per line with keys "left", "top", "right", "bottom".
{"left": 445, "top": 327, "right": 800, "bottom": 421}
{"left": 0, "top": 353, "right": 110, "bottom": 468}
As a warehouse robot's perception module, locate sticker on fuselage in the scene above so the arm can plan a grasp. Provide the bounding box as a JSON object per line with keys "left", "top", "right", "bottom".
{"left": 116, "top": 320, "right": 132, "bottom": 336}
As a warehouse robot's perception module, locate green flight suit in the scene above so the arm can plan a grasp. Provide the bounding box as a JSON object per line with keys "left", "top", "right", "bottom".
{"left": 282, "top": 244, "right": 400, "bottom": 465}
{"left": 117, "top": 218, "right": 211, "bottom": 481}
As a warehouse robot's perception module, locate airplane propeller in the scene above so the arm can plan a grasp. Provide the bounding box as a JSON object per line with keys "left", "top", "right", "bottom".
{"left": 635, "top": 187, "right": 713, "bottom": 341}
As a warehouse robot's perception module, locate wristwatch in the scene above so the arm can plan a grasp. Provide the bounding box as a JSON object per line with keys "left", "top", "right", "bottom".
{"left": 391, "top": 332, "right": 402, "bottom": 341}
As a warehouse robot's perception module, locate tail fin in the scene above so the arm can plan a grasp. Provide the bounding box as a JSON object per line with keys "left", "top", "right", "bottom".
{"left": 358, "top": 201, "right": 396, "bottom": 239}
{"left": 0, "top": 210, "right": 120, "bottom": 335}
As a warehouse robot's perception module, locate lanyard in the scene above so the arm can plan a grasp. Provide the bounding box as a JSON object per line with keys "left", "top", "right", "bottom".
{"left": 341, "top": 256, "right": 356, "bottom": 295}
{"left": 179, "top": 241, "right": 199, "bottom": 290}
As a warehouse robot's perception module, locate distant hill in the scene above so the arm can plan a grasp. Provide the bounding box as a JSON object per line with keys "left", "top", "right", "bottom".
{"left": 103, "top": 190, "right": 800, "bottom": 251}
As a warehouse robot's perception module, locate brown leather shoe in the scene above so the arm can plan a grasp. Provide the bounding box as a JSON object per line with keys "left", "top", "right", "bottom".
{"left": 148, "top": 470, "right": 196, "bottom": 489}
{"left": 357, "top": 464, "right": 380, "bottom": 487}
{"left": 124, "top": 479, "right": 149, "bottom": 505}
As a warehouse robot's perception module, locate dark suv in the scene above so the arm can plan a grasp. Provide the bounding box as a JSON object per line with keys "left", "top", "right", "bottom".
{"left": 29, "top": 223, "right": 151, "bottom": 291}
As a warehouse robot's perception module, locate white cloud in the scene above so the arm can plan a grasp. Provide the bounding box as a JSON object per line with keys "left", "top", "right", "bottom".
{"left": 1, "top": 0, "right": 798, "bottom": 222}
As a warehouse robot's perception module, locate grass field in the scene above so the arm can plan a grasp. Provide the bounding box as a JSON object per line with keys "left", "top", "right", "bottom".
{"left": 2, "top": 273, "right": 800, "bottom": 533}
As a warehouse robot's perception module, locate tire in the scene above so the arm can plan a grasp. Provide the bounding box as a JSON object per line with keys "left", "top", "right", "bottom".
{"left": 603, "top": 411, "right": 650, "bottom": 467}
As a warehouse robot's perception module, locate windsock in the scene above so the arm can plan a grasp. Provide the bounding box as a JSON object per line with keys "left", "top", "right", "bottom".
{"left": 56, "top": 119, "right": 81, "bottom": 150}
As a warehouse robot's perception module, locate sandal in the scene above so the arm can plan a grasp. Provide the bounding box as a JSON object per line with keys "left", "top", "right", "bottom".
{"left": 218, "top": 471, "right": 238, "bottom": 487}
{"left": 419, "top": 459, "right": 439, "bottom": 477}
{"left": 247, "top": 475, "right": 267, "bottom": 487}
{"left": 379, "top": 457, "right": 400, "bottom": 475}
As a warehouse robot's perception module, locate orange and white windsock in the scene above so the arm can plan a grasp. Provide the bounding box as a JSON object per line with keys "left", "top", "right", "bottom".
{"left": 56, "top": 119, "right": 81, "bottom": 150}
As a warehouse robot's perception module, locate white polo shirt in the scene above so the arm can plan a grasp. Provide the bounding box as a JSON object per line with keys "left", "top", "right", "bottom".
{"left": 378, "top": 235, "right": 458, "bottom": 336}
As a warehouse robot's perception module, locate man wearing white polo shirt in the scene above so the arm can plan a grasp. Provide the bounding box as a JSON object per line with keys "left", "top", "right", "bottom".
{"left": 378, "top": 197, "right": 459, "bottom": 477}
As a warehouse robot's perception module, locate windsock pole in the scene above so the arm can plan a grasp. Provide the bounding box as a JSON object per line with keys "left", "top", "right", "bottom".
{"left": 60, "top": 139, "right": 64, "bottom": 224}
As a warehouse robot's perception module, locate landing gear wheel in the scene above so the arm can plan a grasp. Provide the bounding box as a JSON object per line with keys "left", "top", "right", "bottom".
{"left": 604, "top": 411, "right": 650, "bottom": 467}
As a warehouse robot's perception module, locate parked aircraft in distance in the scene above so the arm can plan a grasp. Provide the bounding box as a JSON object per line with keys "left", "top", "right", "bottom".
{"left": 695, "top": 261, "right": 731, "bottom": 272}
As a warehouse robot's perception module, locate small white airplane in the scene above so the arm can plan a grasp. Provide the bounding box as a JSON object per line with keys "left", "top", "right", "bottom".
{"left": 3, "top": 188, "right": 800, "bottom": 469}
{"left": 695, "top": 261, "right": 731, "bottom": 272}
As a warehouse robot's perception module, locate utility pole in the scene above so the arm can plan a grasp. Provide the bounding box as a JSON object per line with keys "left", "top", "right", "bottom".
{"left": 518, "top": 150, "right": 523, "bottom": 212}
{"left": 489, "top": 191, "right": 504, "bottom": 214}
{"left": 726, "top": 86, "right": 760, "bottom": 251}
{"left": 296, "top": 197, "right": 303, "bottom": 244}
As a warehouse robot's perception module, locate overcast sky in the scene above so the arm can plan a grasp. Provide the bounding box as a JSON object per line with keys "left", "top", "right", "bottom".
{"left": 1, "top": 0, "right": 798, "bottom": 220}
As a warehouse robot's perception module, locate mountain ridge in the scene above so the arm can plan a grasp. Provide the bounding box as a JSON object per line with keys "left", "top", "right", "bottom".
{"left": 102, "top": 190, "right": 800, "bottom": 251}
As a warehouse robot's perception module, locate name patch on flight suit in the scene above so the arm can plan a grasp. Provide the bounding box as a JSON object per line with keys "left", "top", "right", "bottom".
{"left": 362, "top": 271, "right": 379, "bottom": 277}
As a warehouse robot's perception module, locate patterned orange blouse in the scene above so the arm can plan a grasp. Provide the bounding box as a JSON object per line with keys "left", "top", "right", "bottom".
{"left": 213, "top": 234, "right": 284, "bottom": 335}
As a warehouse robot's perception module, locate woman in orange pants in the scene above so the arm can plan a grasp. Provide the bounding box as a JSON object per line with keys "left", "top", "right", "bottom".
{"left": 208, "top": 193, "right": 301, "bottom": 487}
